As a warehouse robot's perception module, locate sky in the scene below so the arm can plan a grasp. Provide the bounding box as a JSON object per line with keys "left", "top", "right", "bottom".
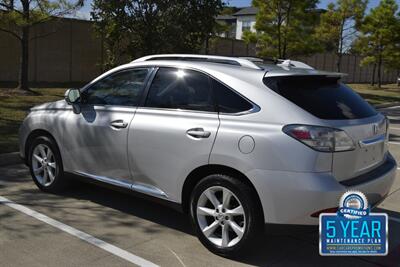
{"left": 77, "top": 0, "right": 400, "bottom": 20}
{"left": 226, "top": 0, "right": 390, "bottom": 9}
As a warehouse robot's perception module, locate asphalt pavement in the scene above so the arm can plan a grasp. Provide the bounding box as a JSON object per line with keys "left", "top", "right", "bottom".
{"left": 1, "top": 106, "right": 400, "bottom": 266}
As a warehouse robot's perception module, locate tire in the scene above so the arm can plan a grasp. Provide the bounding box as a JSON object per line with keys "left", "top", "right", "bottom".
{"left": 28, "top": 136, "right": 69, "bottom": 192}
{"left": 190, "top": 174, "right": 263, "bottom": 257}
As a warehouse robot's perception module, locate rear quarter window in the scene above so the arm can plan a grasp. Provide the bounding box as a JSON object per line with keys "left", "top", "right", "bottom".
{"left": 212, "top": 79, "right": 254, "bottom": 113}
{"left": 263, "top": 76, "right": 377, "bottom": 120}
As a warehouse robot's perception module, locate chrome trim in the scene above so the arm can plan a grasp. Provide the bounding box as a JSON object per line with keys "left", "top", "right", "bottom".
{"left": 75, "top": 171, "right": 132, "bottom": 189}
{"left": 219, "top": 104, "right": 261, "bottom": 116}
{"left": 131, "top": 183, "right": 168, "bottom": 198}
{"left": 358, "top": 134, "right": 386, "bottom": 148}
{"left": 137, "top": 103, "right": 260, "bottom": 116}
{"left": 30, "top": 107, "right": 73, "bottom": 112}
{"left": 137, "top": 106, "right": 217, "bottom": 115}
{"left": 75, "top": 171, "right": 168, "bottom": 198}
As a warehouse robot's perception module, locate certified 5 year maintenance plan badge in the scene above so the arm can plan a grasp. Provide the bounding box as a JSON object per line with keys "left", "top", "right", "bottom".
{"left": 319, "top": 191, "right": 388, "bottom": 256}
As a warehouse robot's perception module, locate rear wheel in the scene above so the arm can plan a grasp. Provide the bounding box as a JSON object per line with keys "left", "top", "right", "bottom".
{"left": 28, "top": 136, "right": 69, "bottom": 192}
{"left": 190, "top": 174, "right": 262, "bottom": 257}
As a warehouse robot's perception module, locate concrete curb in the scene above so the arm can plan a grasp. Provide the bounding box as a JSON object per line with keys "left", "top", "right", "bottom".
{"left": 0, "top": 152, "right": 22, "bottom": 167}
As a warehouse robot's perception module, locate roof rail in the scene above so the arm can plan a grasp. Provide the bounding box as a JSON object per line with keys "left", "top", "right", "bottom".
{"left": 132, "top": 54, "right": 262, "bottom": 69}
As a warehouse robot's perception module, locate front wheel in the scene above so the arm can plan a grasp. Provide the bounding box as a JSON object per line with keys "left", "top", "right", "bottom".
{"left": 28, "top": 136, "right": 69, "bottom": 192}
{"left": 190, "top": 174, "right": 263, "bottom": 257}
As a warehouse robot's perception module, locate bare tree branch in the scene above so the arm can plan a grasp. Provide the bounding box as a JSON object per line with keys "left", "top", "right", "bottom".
{"left": 0, "top": 2, "right": 12, "bottom": 10}
{"left": 0, "top": 27, "right": 21, "bottom": 40}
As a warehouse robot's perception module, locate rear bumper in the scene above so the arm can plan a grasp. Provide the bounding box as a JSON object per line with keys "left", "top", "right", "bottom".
{"left": 246, "top": 153, "right": 397, "bottom": 225}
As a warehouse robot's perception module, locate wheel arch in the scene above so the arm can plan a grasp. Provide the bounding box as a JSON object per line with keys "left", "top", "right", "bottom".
{"left": 181, "top": 164, "right": 264, "bottom": 218}
{"left": 24, "top": 129, "right": 62, "bottom": 165}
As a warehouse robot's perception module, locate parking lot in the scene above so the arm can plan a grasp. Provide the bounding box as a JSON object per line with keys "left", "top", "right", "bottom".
{"left": 1, "top": 107, "right": 400, "bottom": 266}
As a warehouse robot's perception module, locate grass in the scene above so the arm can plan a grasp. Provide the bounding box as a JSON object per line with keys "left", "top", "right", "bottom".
{"left": 0, "top": 88, "right": 65, "bottom": 154}
{"left": 349, "top": 83, "right": 400, "bottom": 106}
{"left": 0, "top": 83, "right": 399, "bottom": 154}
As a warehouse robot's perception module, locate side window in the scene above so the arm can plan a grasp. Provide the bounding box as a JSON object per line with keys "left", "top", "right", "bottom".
{"left": 242, "top": 21, "right": 252, "bottom": 32}
{"left": 212, "top": 79, "right": 253, "bottom": 113}
{"left": 145, "top": 68, "right": 215, "bottom": 112}
{"left": 83, "top": 68, "right": 150, "bottom": 106}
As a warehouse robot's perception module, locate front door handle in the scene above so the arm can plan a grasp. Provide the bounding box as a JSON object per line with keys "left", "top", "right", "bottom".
{"left": 110, "top": 120, "right": 128, "bottom": 129}
{"left": 186, "top": 128, "right": 211, "bottom": 138}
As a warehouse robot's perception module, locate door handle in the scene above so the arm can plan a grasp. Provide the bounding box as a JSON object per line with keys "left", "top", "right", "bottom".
{"left": 110, "top": 120, "right": 128, "bottom": 129}
{"left": 186, "top": 128, "right": 211, "bottom": 138}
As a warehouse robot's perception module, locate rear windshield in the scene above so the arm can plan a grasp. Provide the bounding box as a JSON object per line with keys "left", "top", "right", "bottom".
{"left": 263, "top": 76, "right": 377, "bottom": 120}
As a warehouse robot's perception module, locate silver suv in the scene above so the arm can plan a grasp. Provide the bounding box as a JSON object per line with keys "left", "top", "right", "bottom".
{"left": 19, "top": 54, "right": 397, "bottom": 256}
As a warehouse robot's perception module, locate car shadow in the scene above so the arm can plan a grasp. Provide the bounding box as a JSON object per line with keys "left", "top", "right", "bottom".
{"left": 2, "top": 165, "right": 399, "bottom": 266}
{"left": 58, "top": 181, "right": 400, "bottom": 266}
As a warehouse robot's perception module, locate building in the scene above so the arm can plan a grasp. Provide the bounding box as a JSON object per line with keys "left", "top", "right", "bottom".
{"left": 216, "top": 6, "right": 326, "bottom": 41}
{"left": 216, "top": 6, "right": 258, "bottom": 40}
{"left": 232, "top": 6, "right": 258, "bottom": 40}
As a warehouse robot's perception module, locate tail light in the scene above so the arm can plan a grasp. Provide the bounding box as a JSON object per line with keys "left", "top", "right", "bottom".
{"left": 283, "top": 124, "right": 355, "bottom": 152}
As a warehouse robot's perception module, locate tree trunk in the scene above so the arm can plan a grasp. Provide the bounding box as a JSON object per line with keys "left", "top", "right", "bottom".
{"left": 377, "top": 54, "right": 382, "bottom": 88}
{"left": 277, "top": 22, "right": 282, "bottom": 58}
{"left": 205, "top": 35, "right": 209, "bottom": 55}
{"left": 336, "top": 19, "right": 345, "bottom": 73}
{"left": 336, "top": 53, "right": 342, "bottom": 73}
{"left": 282, "top": 1, "right": 292, "bottom": 60}
{"left": 371, "top": 63, "right": 376, "bottom": 86}
{"left": 18, "top": 26, "right": 29, "bottom": 91}
{"left": 17, "top": 0, "right": 30, "bottom": 91}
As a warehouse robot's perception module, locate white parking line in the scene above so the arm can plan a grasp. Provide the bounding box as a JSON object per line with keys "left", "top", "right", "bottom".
{"left": 381, "top": 106, "right": 400, "bottom": 110}
{"left": 389, "top": 141, "right": 400, "bottom": 145}
{"left": 390, "top": 127, "right": 400, "bottom": 131}
{"left": 0, "top": 196, "right": 159, "bottom": 267}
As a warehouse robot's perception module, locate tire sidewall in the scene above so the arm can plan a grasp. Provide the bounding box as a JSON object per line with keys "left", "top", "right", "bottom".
{"left": 28, "top": 136, "right": 64, "bottom": 192}
{"left": 190, "top": 174, "right": 260, "bottom": 257}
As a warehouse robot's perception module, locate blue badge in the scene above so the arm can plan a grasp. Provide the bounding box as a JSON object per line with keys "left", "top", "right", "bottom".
{"left": 319, "top": 191, "right": 388, "bottom": 256}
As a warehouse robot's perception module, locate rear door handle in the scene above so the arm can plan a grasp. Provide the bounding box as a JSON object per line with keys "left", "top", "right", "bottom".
{"left": 186, "top": 128, "right": 211, "bottom": 138}
{"left": 110, "top": 120, "right": 128, "bottom": 129}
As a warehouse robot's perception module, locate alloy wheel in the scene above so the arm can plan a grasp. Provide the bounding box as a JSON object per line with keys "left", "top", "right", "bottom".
{"left": 31, "top": 144, "right": 57, "bottom": 187}
{"left": 196, "top": 186, "right": 246, "bottom": 248}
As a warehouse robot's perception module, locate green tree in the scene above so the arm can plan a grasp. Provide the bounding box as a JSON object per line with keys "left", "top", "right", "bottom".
{"left": 0, "top": 0, "right": 83, "bottom": 91}
{"left": 252, "top": 0, "right": 320, "bottom": 59}
{"left": 315, "top": 0, "right": 367, "bottom": 72}
{"left": 242, "top": 30, "right": 258, "bottom": 45}
{"left": 353, "top": 37, "right": 379, "bottom": 85}
{"left": 355, "top": 0, "right": 400, "bottom": 87}
{"left": 91, "top": 0, "right": 223, "bottom": 69}
{"left": 215, "top": 7, "right": 238, "bottom": 40}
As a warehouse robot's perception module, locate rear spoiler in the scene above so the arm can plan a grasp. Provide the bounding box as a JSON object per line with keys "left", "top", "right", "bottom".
{"left": 264, "top": 69, "right": 347, "bottom": 79}
{"left": 277, "top": 59, "right": 314, "bottom": 70}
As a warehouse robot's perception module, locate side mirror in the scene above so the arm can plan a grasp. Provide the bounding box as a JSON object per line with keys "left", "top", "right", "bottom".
{"left": 65, "top": 88, "right": 81, "bottom": 114}
{"left": 65, "top": 88, "right": 81, "bottom": 104}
